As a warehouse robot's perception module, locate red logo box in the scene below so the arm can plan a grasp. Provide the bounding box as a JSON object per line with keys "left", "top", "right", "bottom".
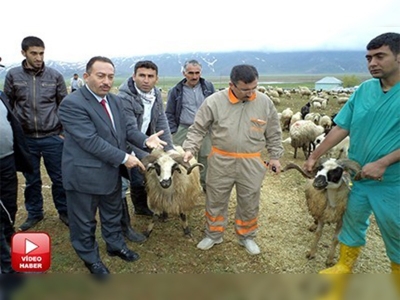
{"left": 11, "top": 232, "right": 51, "bottom": 272}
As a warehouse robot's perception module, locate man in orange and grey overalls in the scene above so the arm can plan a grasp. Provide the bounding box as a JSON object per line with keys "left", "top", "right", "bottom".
{"left": 183, "top": 64, "right": 283, "bottom": 255}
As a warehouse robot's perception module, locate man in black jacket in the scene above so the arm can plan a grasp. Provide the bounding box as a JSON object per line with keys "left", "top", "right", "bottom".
{"left": 3, "top": 36, "right": 69, "bottom": 231}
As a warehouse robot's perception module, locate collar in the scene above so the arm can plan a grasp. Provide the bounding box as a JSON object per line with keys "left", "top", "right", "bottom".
{"left": 228, "top": 88, "right": 256, "bottom": 104}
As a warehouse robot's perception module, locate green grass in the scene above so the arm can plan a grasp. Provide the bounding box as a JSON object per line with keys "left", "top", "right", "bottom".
{"left": 0, "top": 73, "right": 371, "bottom": 92}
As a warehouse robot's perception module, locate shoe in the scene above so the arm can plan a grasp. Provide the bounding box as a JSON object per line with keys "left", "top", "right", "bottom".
{"left": 134, "top": 207, "right": 154, "bottom": 217}
{"left": 59, "top": 213, "right": 69, "bottom": 227}
{"left": 18, "top": 216, "right": 44, "bottom": 231}
{"left": 107, "top": 247, "right": 140, "bottom": 262}
{"left": 121, "top": 197, "right": 147, "bottom": 243}
{"left": 84, "top": 261, "right": 110, "bottom": 275}
{"left": 122, "top": 227, "right": 147, "bottom": 243}
{"left": 238, "top": 239, "right": 261, "bottom": 255}
{"left": 197, "top": 237, "right": 223, "bottom": 250}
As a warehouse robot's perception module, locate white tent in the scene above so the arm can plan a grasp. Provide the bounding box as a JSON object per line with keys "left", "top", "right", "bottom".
{"left": 315, "top": 77, "right": 343, "bottom": 91}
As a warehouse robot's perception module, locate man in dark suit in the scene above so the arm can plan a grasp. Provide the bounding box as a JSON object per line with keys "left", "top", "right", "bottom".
{"left": 59, "top": 56, "right": 166, "bottom": 275}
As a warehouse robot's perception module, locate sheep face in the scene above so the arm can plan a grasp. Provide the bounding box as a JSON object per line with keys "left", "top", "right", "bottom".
{"left": 313, "top": 159, "right": 344, "bottom": 190}
{"left": 147, "top": 155, "right": 182, "bottom": 189}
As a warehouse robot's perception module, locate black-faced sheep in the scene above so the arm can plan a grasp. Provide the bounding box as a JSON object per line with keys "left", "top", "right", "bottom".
{"left": 140, "top": 146, "right": 204, "bottom": 239}
{"left": 283, "top": 158, "right": 361, "bottom": 266}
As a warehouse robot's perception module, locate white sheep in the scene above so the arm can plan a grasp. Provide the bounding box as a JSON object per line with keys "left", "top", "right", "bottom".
{"left": 140, "top": 146, "right": 204, "bottom": 238}
{"left": 337, "top": 96, "right": 349, "bottom": 105}
{"left": 289, "top": 111, "right": 302, "bottom": 128}
{"left": 289, "top": 120, "right": 325, "bottom": 159}
{"left": 281, "top": 107, "right": 293, "bottom": 131}
{"left": 299, "top": 86, "right": 312, "bottom": 98}
{"left": 318, "top": 115, "right": 332, "bottom": 131}
{"left": 283, "top": 158, "right": 361, "bottom": 266}
{"left": 314, "top": 134, "right": 350, "bottom": 159}
{"left": 304, "top": 112, "right": 321, "bottom": 125}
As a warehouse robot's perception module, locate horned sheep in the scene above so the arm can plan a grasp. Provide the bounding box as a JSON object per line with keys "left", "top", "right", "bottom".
{"left": 283, "top": 158, "right": 361, "bottom": 266}
{"left": 140, "top": 146, "right": 204, "bottom": 238}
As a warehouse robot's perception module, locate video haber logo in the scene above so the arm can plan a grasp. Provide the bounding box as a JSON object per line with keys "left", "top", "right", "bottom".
{"left": 12, "top": 232, "right": 51, "bottom": 272}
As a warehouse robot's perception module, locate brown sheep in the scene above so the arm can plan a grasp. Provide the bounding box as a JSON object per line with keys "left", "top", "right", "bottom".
{"left": 283, "top": 158, "right": 361, "bottom": 266}
{"left": 140, "top": 146, "right": 204, "bottom": 239}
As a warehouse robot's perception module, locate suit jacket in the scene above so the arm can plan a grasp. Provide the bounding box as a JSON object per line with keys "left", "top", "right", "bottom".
{"left": 0, "top": 91, "right": 33, "bottom": 174}
{"left": 59, "top": 86, "right": 148, "bottom": 195}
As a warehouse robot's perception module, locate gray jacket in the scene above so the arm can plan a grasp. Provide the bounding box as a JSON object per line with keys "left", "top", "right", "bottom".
{"left": 4, "top": 60, "right": 67, "bottom": 138}
{"left": 118, "top": 77, "right": 174, "bottom": 159}
{"left": 165, "top": 77, "right": 215, "bottom": 134}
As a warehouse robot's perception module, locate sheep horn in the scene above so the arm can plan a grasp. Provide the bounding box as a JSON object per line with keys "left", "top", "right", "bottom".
{"left": 186, "top": 163, "right": 204, "bottom": 175}
{"left": 338, "top": 159, "right": 362, "bottom": 180}
{"left": 141, "top": 154, "right": 159, "bottom": 167}
{"left": 282, "top": 163, "right": 315, "bottom": 179}
{"left": 170, "top": 154, "right": 191, "bottom": 170}
{"left": 169, "top": 153, "right": 204, "bottom": 175}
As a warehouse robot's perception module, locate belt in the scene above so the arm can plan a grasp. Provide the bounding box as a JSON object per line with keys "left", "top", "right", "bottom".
{"left": 211, "top": 146, "right": 261, "bottom": 158}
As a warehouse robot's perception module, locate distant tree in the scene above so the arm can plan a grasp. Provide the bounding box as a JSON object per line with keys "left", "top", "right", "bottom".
{"left": 341, "top": 75, "right": 361, "bottom": 87}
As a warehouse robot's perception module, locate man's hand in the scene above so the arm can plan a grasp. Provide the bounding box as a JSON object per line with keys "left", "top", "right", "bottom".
{"left": 183, "top": 151, "right": 193, "bottom": 163}
{"left": 146, "top": 130, "right": 167, "bottom": 149}
{"left": 124, "top": 154, "right": 145, "bottom": 171}
{"left": 269, "top": 159, "right": 282, "bottom": 174}
{"left": 303, "top": 157, "right": 318, "bottom": 173}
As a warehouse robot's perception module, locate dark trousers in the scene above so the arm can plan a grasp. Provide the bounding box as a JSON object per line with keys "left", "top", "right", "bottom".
{"left": 129, "top": 167, "right": 145, "bottom": 187}
{"left": 23, "top": 136, "right": 67, "bottom": 219}
{"left": 0, "top": 154, "right": 18, "bottom": 241}
{"left": 66, "top": 186, "right": 126, "bottom": 264}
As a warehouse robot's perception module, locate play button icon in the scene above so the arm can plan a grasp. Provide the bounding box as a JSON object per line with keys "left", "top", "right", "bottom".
{"left": 25, "top": 239, "right": 39, "bottom": 254}
{"left": 12, "top": 232, "right": 51, "bottom": 272}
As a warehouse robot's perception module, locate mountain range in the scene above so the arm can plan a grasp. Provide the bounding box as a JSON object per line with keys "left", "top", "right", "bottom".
{"left": 0, "top": 50, "right": 368, "bottom": 79}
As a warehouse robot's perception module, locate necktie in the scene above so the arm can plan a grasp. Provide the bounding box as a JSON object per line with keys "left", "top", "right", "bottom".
{"left": 100, "top": 99, "right": 111, "bottom": 120}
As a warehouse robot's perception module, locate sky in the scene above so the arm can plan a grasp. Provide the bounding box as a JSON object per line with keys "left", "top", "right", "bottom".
{"left": 2, "top": 0, "right": 400, "bottom": 65}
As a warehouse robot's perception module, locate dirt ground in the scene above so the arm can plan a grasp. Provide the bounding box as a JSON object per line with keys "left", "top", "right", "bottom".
{"left": 13, "top": 147, "right": 389, "bottom": 275}
{"left": 11, "top": 89, "right": 390, "bottom": 274}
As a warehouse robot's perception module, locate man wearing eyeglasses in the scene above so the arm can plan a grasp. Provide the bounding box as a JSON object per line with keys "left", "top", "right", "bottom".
{"left": 182, "top": 64, "right": 283, "bottom": 255}
{"left": 165, "top": 59, "right": 215, "bottom": 191}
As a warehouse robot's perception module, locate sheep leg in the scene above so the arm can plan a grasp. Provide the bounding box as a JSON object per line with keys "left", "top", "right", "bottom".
{"left": 179, "top": 213, "right": 193, "bottom": 239}
{"left": 306, "top": 220, "right": 324, "bottom": 260}
{"left": 143, "top": 214, "right": 158, "bottom": 238}
{"left": 326, "top": 220, "right": 342, "bottom": 267}
{"left": 294, "top": 147, "right": 298, "bottom": 159}
{"left": 302, "top": 144, "right": 309, "bottom": 159}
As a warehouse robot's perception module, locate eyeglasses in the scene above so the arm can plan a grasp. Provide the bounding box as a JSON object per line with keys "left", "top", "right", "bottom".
{"left": 233, "top": 83, "right": 257, "bottom": 93}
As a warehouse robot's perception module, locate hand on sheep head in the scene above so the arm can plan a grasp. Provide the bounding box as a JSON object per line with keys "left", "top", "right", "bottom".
{"left": 166, "top": 149, "right": 180, "bottom": 155}
{"left": 183, "top": 150, "right": 194, "bottom": 163}
{"left": 146, "top": 130, "right": 167, "bottom": 149}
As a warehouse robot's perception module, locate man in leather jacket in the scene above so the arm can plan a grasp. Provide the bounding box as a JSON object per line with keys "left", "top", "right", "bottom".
{"left": 3, "top": 36, "right": 69, "bottom": 231}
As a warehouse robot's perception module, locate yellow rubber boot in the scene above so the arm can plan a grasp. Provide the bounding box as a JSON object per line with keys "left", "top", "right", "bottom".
{"left": 392, "top": 262, "right": 400, "bottom": 274}
{"left": 317, "top": 275, "right": 348, "bottom": 300}
{"left": 319, "top": 244, "right": 361, "bottom": 274}
{"left": 392, "top": 262, "right": 400, "bottom": 297}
